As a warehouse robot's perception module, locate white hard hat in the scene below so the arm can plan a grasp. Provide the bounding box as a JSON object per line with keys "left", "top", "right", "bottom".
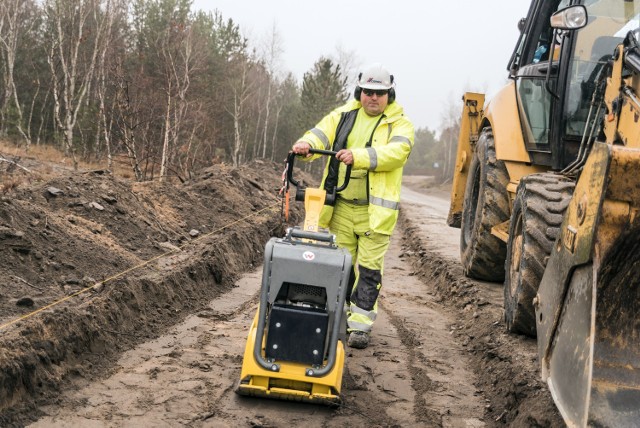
{"left": 357, "top": 63, "right": 394, "bottom": 90}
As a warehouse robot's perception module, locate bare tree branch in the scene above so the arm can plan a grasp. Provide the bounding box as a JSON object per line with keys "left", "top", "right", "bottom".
{"left": 0, "top": 154, "right": 32, "bottom": 173}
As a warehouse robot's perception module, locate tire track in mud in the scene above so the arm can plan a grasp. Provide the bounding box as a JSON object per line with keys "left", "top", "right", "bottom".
{"left": 398, "top": 186, "right": 564, "bottom": 427}
{"left": 376, "top": 237, "right": 485, "bottom": 427}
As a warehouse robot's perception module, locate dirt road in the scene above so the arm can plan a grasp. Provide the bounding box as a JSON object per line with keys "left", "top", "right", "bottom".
{"left": 26, "top": 178, "right": 562, "bottom": 427}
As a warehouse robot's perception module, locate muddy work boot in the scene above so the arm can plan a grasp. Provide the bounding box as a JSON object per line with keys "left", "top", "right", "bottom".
{"left": 347, "top": 330, "right": 369, "bottom": 349}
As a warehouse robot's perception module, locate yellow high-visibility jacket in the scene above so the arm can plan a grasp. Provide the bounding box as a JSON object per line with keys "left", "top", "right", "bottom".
{"left": 298, "top": 99, "right": 415, "bottom": 235}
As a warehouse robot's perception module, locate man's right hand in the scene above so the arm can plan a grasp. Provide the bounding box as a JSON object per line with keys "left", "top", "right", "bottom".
{"left": 292, "top": 141, "right": 312, "bottom": 157}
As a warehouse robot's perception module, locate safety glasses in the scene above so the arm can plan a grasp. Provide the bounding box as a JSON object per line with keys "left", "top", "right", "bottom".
{"left": 362, "top": 88, "right": 388, "bottom": 97}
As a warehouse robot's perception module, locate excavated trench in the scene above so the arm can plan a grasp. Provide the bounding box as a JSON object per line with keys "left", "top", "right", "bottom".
{"left": 0, "top": 161, "right": 303, "bottom": 426}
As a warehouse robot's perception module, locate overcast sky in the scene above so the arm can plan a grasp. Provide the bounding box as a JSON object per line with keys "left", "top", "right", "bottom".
{"left": 192, "top": 0, "right": 532, "bottom": 134}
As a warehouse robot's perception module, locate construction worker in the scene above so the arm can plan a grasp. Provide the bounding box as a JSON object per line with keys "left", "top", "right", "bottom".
{"left": 292, "top": 63, "right": 415, "bottom": 349}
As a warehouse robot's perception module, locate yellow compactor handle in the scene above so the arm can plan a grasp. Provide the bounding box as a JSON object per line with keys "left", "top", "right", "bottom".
{"left": 303, "top": 188, "right": 326, "bottom": 233}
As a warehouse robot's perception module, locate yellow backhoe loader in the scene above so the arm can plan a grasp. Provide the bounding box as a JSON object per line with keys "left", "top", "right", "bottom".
{"left": 448, "top": 1, "right": 640, "bottom": 425}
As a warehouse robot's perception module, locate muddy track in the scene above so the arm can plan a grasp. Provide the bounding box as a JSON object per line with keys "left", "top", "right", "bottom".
{"left": 29, "top": 230, "right": 488, "bottom": 427}
{"left": 0, "top": 171, "right": 563, "bottom": 427}
{"left": 398, "top": 184, "right": 563, "bottom": 427}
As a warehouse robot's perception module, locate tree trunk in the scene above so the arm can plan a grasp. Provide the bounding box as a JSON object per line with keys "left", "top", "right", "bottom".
{"left": 160, "top": 91, "right": 172, "bottom": 180}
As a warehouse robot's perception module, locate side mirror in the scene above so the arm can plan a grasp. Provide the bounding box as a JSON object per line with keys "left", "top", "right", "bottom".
{"left": 550, "top": 5, "right": 587, "bottom": 30}
{"left": 631, "top": 28, "right": 640, "bottom": 45}
{"left": 518, "top": 17, "right": 526, "bottom": 33}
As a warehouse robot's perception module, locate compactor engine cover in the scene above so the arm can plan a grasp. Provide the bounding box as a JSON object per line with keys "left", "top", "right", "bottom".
{"left": 236, "top": 228, "right": 351, "bottom": 404}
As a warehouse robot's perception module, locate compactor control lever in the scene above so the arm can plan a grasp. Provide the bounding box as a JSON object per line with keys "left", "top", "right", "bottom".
{"left": 287, "top": 149, "right": 352, "bottom": 233}
{"left": 286, "top": 149, "right": 351, "bottom": 205}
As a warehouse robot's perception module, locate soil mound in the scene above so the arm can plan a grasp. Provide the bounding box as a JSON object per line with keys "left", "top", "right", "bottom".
{"left": 0, "top": 159, "right": 304, "bottom": 426}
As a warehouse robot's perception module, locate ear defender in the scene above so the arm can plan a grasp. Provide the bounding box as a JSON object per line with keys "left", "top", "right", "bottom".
{"left": 354, "top": 72, "right": 363, "bottom": 101}
{"left": 388, "top": 75, "right": 396, "bottom": 103}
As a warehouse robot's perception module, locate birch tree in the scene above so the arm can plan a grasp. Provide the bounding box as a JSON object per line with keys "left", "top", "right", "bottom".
{"left": 439, "top": 95, "right": 462, "bottom": 183}
{"left": 226, "top": 55, "right": 258, "bottom": 167}
{"left": 95, "top": 0, "right": 125, "bottom": 169}
{"left": 334, "top": 43, "right": 359, "bottom": 96}
{"left": 0, "top": 0, "right": 37, "bottom": 144}
{"left": 112, "top": 62, "right": 144, "bottom": 181}
{"left": 158, "top": 12, "right": 198, "bottom": 180}
{"left": 257, "top": 23, "right": 283, "bottom": 159}
{"left": 0, "top": 1, "right": 12, "bottom": 137}
{"left": 44, "top": 0, "right": 109, "bottom": 169}
{"left": 270, "top": 74, "right": 300, "bottom": 162}
{"left": 131, "top": 0, "right": 200, "bottom": 181}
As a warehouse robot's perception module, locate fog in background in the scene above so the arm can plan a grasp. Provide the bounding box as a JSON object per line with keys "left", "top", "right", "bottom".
{"left": 193, "top": 0, "right": 532, "bottom": 132}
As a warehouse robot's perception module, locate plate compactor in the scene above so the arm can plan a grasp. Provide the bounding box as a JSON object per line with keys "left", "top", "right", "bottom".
{"left": 236, "top": 149, "right": 352, "bottom": 404}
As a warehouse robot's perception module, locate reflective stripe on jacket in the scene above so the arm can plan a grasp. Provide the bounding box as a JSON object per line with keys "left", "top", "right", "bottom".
{"left": 299, "top": 99, "right": 415, "bottom": 235}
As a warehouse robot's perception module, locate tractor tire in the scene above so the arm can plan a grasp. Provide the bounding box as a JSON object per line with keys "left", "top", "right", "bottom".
{"left": 460, "top": 127, "right": 510, "bottom": 281}
{"left": 504, "top": 173, "right": 575, "bottom": 337}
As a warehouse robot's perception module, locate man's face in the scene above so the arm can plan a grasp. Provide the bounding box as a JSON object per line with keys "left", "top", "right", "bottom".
{"left": 360, "top": 88, "right": 389, "bottom": 116}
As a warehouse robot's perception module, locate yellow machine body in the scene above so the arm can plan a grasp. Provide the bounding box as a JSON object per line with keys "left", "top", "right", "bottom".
{"left": 448, "top": 2, "right": 640, "bottom": 425}
{"left": 236, "top": 151, "right": 351, "bottom": 405}
{"left": 237, "top": 311, "right": 345, "bottom": 403}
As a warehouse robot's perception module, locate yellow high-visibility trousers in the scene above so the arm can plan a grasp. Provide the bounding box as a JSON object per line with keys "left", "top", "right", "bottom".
{"left": 329, "top": 200, "right": 390, "bottom": 333}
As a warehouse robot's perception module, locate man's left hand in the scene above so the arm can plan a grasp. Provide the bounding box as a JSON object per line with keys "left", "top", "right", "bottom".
{"left": 335, "top": 149, "right": 354, "bottom": 165}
